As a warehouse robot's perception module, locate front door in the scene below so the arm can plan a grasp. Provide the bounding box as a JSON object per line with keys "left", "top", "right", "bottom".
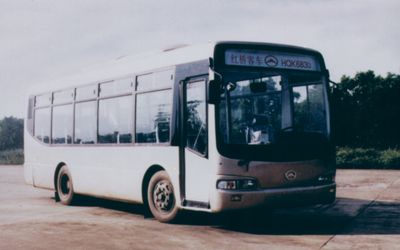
{"left": 182, "top": 77, "right": 210, "bottom": 204}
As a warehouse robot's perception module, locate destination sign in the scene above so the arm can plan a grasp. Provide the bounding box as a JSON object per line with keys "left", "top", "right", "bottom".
{"left": 225, "top": 49, "right": 320, "bottom": 71}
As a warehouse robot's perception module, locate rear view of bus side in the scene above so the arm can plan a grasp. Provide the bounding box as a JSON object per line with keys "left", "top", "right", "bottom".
{"left": 24, "top": 41, "right": 336, "bottom": 223}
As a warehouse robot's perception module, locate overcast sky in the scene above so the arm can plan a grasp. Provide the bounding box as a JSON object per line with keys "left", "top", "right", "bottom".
{"left": 1, "top": 0, "right": 399, "bottom": 119}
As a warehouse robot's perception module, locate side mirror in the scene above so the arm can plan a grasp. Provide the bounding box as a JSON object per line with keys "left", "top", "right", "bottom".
{"left": 208, "top": 79, "right": 221, "bottom": 104}
{"left": 325, "top": 69, "right": 330, "bottom": 79}
{"left": 226, "top": 82, "right": 237, "bottom": 92}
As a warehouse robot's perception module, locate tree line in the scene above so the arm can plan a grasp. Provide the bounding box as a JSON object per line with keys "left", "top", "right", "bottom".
{"left": 0, "top": 70, "right": 399, "bottom": 152}
{"left": 0, "top": 117, "right": 23, "bottom": 151}
{"left": 330, "top": 71, "right": 400, "bottom": 149}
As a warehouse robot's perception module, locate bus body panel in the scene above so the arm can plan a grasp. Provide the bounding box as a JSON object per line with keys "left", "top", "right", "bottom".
{"left": 25, "top": 130, "right": 181, "bottom": 203}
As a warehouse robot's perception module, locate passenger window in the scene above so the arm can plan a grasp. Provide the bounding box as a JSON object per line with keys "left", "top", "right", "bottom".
{"left": 186, "top": 80, "right": 207, "bottom": 155}
{"left": 98, "top": 96, "right": 133, "bottom": 143}
{"left": 34, "top": 108, "right": 51, "bottom": 143}
{"left": 135, "top": 90, "right": 172, "bottom": 143}
{"left": 52, "top": 104, "right": 73, "bottom": 144}
{"left": 53, "top": 89, "right": 74, "bottom": 105}
{"left": 99, "top": 78, "right": 133, "bottom": 97}
{"left": 74, "top": 101, "right": 97, "bottom": 144}
{"left": 35, "top": 93, "right": 52, "bottom": 107}
{"left": 136, "top": 70, "right": 173, "bottom": 91}
{"left": 76, "top": 84, "right": 98, "bottom": 101}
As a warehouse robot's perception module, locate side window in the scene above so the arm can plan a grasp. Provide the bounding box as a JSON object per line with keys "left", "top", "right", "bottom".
{"left": 35, "top": 93, "right": 52, "bottom": 107}
{"left": 75, "top": 84, "right": 98, "bottom": 101}
{"left": 74, "top": 101, "right": 97, "bottom": 144}
{"left": 99, "top": 78, "right": 133, "bottom": 97}
{"left": 292, "top": 84, "right": 326, "bottom": 133}
{"left": 53, "top": 89, "right": 74, "bottom": 105}
{"left": 136, "top": 90, "right": 172, "bottom": 143}
{"left": 34, "top": 107, "right": 51, "bottom": 143}
{"left": 52, "top": 104, "right": 73, "bottom": 144}
{"left": 186, "top": 80, "right": 207, "bottom": 155}
{"left": 98, "top": 96, "right": 133, "bottom": 143}
{"left": 136, "top": 70, "right": 173, "bottom": 91}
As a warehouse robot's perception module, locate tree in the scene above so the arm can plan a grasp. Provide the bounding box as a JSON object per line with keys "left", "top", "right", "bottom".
{"left": 330, "top": 71, "right": 400, "bottom": 148}
{"left": 0, "top": 117, "right": 24, "bottom": 151}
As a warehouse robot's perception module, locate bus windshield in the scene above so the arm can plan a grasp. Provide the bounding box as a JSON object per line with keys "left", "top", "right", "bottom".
{"left": 219, "top": 72, "right": 328, "bottom": 145}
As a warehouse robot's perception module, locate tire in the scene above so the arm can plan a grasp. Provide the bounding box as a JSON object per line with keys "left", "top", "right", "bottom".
{"left": 56, "top": 165, "right": 75, "bottom": 205}
{"left": 147, "top": 171, "right": 179, "bottom": 223}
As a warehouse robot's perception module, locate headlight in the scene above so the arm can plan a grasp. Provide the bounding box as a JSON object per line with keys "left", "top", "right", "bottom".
{"left": 217, "top": 180, "right": 236, "bottom": 190}
{"left": 217, "top": 179, "right": 257, "bottom": 190}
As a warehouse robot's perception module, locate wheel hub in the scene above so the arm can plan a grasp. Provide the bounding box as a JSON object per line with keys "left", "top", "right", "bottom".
{"left": 153, "top": 180, "right": 174, "bottom": 212}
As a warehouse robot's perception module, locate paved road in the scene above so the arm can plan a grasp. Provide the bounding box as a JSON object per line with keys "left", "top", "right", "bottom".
{"left": 1, "top": 165, "right": 400, "bottom": 249}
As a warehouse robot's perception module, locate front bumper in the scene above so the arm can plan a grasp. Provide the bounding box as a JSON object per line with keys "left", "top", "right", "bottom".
{"left": 211, "top": 183, "right": 336, "bottom": 212}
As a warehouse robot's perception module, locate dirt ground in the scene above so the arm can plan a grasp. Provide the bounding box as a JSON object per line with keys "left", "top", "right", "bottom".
{"left": 1, "top": 165, "right": 400, "bottom": 249}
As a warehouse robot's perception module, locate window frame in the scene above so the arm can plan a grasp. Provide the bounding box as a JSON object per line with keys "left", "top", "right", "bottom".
{"left": 33, "top": 106, "right": 52, "bottom": 144}
{"left": 98, "top": 93, "right": 134, "bottom": 144}
{"left": 290, "top": 81, "right": 327, "bottom": 134}
{"left": 134, "top": 87, "right": 173, "bottom": 145}
{"left": 73, "top": 99, "right": 98, "bottom": 145}
{"left": 133, "top": 69, "right": 174, "bottom": 145}
{"left": 51, "top": 103, "right": 74, "bottom": 145}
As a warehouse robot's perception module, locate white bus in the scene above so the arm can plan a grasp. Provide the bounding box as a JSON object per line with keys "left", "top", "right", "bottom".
{"left": 24, "top": 41, "right": 336, "bottom": 222}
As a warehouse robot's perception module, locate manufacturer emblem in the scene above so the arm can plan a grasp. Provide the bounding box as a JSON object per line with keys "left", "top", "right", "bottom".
{"left": 285, "top": 170, "right": 297, "bottom": 181}
{"left": 264, "top": 55, "right": 278, "bottom": 67}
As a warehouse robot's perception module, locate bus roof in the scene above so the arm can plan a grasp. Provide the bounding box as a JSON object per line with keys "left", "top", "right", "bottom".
{"left": 28, "top": 41, "right": 324, "bottom": 95}
{"left": 29, "top": 42, "right": 215, "bottom": 95}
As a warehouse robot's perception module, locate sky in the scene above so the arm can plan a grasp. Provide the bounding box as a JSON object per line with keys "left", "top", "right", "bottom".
{"left": 0, "top": 0, "right": 399, "bottom": 119}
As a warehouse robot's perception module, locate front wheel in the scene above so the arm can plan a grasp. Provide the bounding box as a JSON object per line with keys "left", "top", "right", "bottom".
{"left": 147, "top": 171, "right": 179, "bottom": 223}
{"left": 56, "top": 165, "right": 76, "bottom": 205}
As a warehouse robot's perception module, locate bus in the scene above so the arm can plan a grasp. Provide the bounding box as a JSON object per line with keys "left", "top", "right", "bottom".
{"left": 24, "top": 41, "right": 336, "bottom": 223}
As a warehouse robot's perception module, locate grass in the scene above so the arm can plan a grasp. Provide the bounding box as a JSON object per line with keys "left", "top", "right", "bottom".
{"left": 0, "top": 149, "right": 24, "bottom": 165}
{"left": 336, "top": 147, "right": 400, "bottom": 169}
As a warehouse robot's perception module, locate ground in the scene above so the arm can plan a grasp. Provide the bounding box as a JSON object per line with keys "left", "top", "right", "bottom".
{"left": 1, "top": 165, "right": 400, "bottom": 249}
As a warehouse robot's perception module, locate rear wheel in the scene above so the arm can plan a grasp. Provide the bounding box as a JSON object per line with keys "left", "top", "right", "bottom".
{"left": 147, "top": 171, "right": 179, "bottom": 223}
{"left": 56, "top": 165, "right": 75, "bottom": 205}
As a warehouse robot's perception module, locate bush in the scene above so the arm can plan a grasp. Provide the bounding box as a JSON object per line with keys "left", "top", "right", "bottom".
{"left": 336, "top": 147, "right": 400, "bottom": 169}
{"left": 379, "top": 149, "right": 400, "bottom": 168}
{"left": 0, "top": 149, "right": 24, "bottom": 165}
